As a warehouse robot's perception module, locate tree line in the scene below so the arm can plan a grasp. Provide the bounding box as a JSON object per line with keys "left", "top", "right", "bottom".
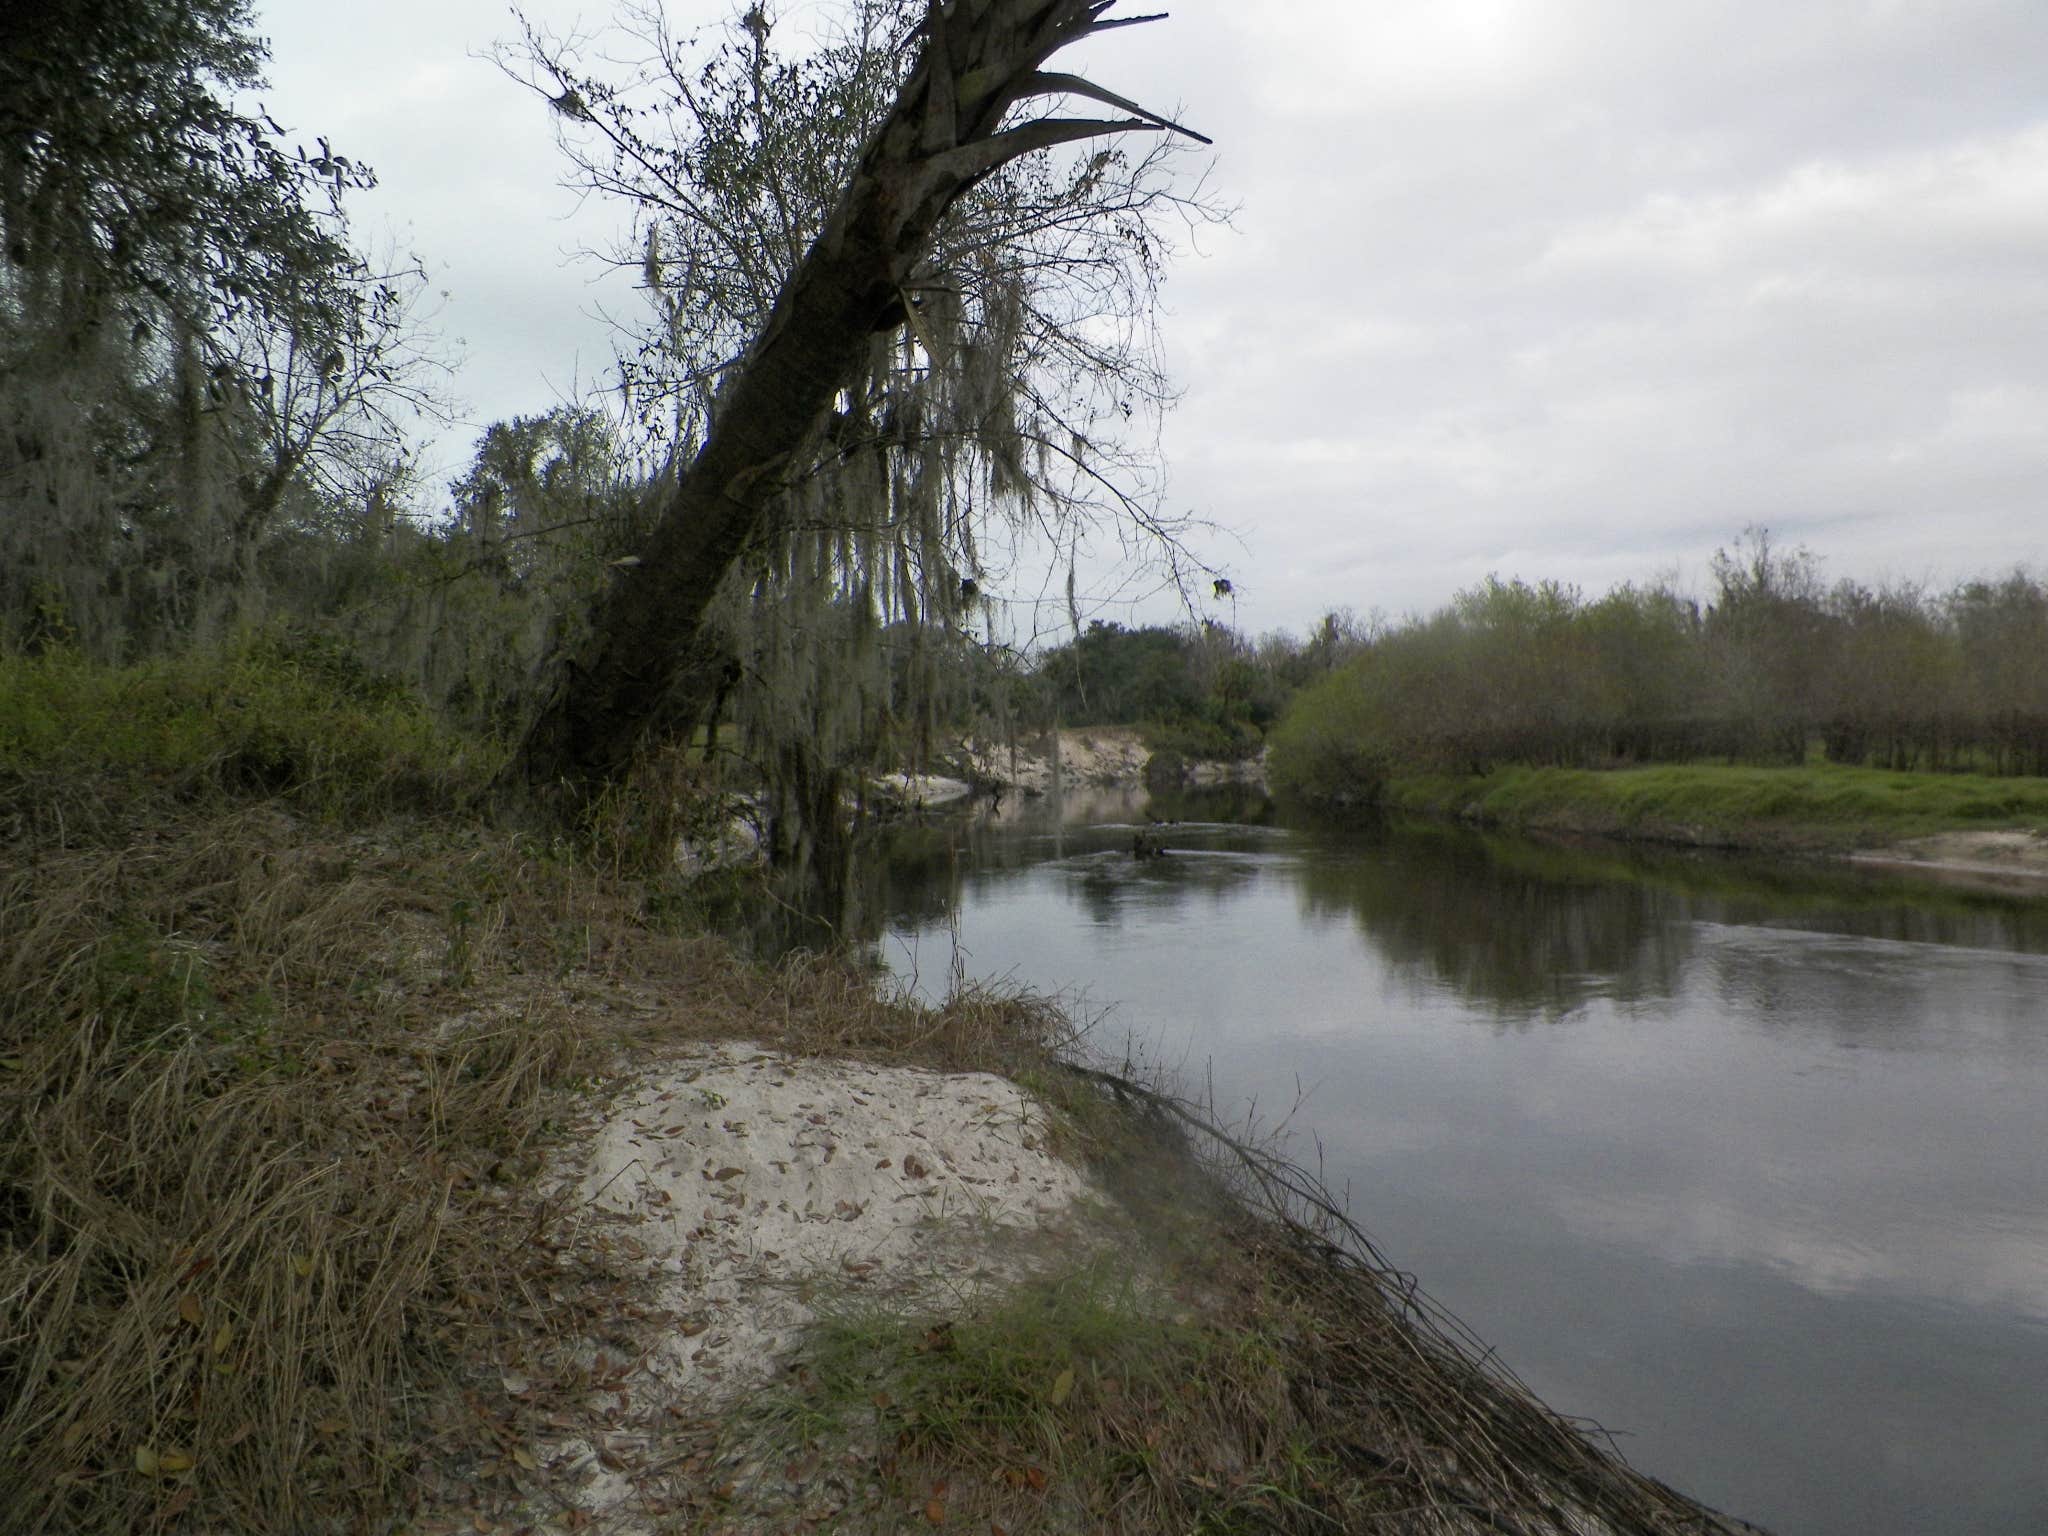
{"left": 1270, "top": 530, "right": 2048, "bottom": 804}
{"left": 1020, "top": 612, "right": 1365, "bottom": 758}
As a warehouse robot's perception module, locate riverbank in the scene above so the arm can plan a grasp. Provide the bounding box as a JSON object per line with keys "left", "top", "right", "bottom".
{"left": 0, "top": 658, "right": 1755, "bottom": 1534}
{"left": 1378, "top": 762, "right": 2048, "bottom": 885}
{"left": 952, "top": 725, "right": 1267, "bottom": 797}
{"left": 1, "top": 790, "right": 1768, "bottom": 1535}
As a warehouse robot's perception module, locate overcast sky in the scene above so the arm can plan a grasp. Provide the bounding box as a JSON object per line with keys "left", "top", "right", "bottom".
{"left": 257, "top": 0, "right": 2048, "bottom": 637}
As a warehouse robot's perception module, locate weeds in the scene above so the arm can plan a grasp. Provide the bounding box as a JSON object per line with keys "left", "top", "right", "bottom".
{"left": 1, "top": 645, "right": 1763, "bottom": 1535}
{"left": 724, "top": 1261, "right": 1302, "bottom": 1534}
{"left": 0, "top": 634, "right": 500, "bottom": 841}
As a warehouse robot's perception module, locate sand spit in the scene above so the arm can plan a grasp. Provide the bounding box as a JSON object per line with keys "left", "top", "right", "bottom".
{"left": 962, "top": 725, "right": 1265, "bottom": 796}
{"left": 516, "top": 1042, "right": 1099, "bottom": 1532}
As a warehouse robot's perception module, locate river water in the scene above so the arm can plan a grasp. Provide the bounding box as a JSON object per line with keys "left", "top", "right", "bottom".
{"left": 860, "top": 787, "right": 2048, "bottom": 1536}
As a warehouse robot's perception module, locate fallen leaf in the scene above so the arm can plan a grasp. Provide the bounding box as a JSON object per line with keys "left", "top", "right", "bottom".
{"left": 156, "top": 1449, "right": 193, "bottom": 1474}
{"left": 902, "top": 1153, "right": 929, "bottom": 1179}
{"left": 177, "top": 1293, "right": 204, "bottom": 1328}
{"left": 512, "top": 1446, "right": 538, "bottom": 1471}
{"left": 1048, "top": 1367, "right": 1074, "bottom": 1407}
{"left": 211, "top": 1321, "right": 233, "bottom": 1356}
{"left": 1024, "top": 1466, "right": 1048, "bottom": 1491}
{"left": 315, "top": 1418, "right": 344, "bottom": 1437}
{"left": 292, "top": 1253, "right": 315, "bottom": 1278}
{"left": 710, "top": 1167, "right": 745, "bottom": 1182}
{"left": 134, "top": 1445, "right": 160, "bottom": 1477}
{"left": 924, "top": 1497, "right": 946, "bottom": 1524}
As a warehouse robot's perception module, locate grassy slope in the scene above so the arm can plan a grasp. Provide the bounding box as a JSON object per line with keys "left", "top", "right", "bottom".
{"left": 1381, "top": 760, "right": 2048, "bottom": 850}
{"left": 1, "top": 645, "right": 1761, "bottom": 1536}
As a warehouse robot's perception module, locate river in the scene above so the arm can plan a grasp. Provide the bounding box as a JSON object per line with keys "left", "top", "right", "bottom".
{"left": 859, "top": 787, "right": 2048, "bottom": 1536}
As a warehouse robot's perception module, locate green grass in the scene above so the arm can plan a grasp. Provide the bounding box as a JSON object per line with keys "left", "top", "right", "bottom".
{"left": 0, "top": 633, "right": 502, "bottom": 822}
{"left": 717, "top": 1258, "right": 1331, "bottom": 1534}
{"left": 1383, "top": 761, "right": 2048, "bottom": 849}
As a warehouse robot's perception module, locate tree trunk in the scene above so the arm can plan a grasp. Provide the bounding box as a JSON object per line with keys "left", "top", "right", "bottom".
{"left": 503, "top": 0, "right": 1199, "bottom": 809}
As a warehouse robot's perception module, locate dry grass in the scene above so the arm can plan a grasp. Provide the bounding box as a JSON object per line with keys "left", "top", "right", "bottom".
{"left": 0, "top": 780, "right": 1069, "bottom": 1536}
{"left": 0, "top": 651, "right": 1761, "bottom": 1536}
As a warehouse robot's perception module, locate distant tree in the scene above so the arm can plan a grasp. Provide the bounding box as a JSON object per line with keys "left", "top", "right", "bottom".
{"left": 452, "top": 407, "right": 639, "bottom": 573}
{"left": 1580, "top": 583, "right": 1706, "bottom": 760}
{"left": 1950, "top": 571, "right": 2048, "bottom": 774}
{"left": 223, "top": 247, "right": 458, "bottom": 548}
{"left": 1704, "top": 527, "right": 1834, "bottom": 762}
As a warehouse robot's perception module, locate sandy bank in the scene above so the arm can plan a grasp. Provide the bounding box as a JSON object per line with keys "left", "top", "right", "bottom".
{"left": 961, "top": 725, "right": 1266, "bottom": 796}
{"left": 521, "top": 1042, "right": 1104, "bottom": 1531}
{"left": 425, "top": 1032, "right": 1769, "bottom": 1536}
{"left": 1848, "top": 828, "right": 2048, "bottom": 888}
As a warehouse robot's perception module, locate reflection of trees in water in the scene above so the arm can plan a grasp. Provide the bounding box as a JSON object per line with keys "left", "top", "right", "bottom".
{"left": 1295, "top": 825, "right": 1695, "bottom": 1022}
{"left": 854, "top": 786, "right": 1281, "bottom": 939}
{"left": 1696, "top": 927, "right": 2048, "bottom": 1054}
{"left": 850, "top": 800, "right": 2048, "bottom": 1023}
{"left": 1295, "top": 820, "right": 2048, "bottom": 1025}
{"left": 1063, "top": 845, "right": 1270, "bottom": 929}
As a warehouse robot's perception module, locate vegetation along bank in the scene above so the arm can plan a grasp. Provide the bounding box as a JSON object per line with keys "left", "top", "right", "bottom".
{"left": 1268, "top": 533, "right": 2048, "bottom": 876}
{"left": 1, "top": 644, "right": 1772, "bottom": 1535}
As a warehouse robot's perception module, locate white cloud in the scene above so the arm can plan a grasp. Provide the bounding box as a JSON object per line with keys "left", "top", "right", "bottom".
{"left": 1555, "top": 1186, "right": 2048, "bottom": 1320}
{"left": 253, "top": 0, "right": 2048, "bottom": 628}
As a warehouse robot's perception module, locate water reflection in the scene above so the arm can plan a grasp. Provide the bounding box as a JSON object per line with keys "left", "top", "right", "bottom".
{"left": 864, "top": 796, "right": 2048, "bottom": 1024}
{"left": 863, "top": 794, "right": 2048, "bottom": 1536}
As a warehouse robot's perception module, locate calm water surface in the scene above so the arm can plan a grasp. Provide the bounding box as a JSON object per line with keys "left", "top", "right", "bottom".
{"left": 864, "top": 789, "right": 2048, "bottom": 1536}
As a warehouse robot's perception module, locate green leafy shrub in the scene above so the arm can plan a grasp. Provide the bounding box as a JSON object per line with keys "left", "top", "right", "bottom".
{"left": 1267, "top": 662, "right": 1391, "bottom": 806}
{"left": 0, "top": 631, "right": 501, "bottom": 821}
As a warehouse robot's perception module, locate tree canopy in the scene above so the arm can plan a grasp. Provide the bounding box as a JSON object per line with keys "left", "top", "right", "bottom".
{"left": 0, "top": 0, "right": 446, "bottom": 656}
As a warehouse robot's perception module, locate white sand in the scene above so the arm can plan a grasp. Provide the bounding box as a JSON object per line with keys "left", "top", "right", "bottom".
{"left": 528, "top": 1041, "right": 1098, "bottom": 1529}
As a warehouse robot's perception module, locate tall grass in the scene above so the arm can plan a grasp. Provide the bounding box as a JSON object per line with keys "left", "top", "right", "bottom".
{"left": 0, "top": 638, "right": 1107, "bottom": 1533}
{"left": 0, "top": 632, "right": 501, "bottom": 835}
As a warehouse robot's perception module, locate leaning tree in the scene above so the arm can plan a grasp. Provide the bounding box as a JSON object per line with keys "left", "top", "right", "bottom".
{"left": 497, "top": 0, "right": 1217, "bottom": 879}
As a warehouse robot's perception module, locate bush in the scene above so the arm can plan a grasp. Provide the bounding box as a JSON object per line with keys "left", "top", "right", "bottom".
{"left": 1268, "top": 664, "right": 1391, "bottom": 806}
{"left": 0, "top": 631, "right": 501, "bottom": 825}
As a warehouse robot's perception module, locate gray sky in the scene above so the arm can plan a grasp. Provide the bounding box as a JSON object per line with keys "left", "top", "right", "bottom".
{"left": 257, "top": 0, "right": 2048, "bottom": 636}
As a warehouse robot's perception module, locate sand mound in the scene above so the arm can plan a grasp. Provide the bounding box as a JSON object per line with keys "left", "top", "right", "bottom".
{"left": 528, "top": 1042, "right": 1098, "bottom": 1528}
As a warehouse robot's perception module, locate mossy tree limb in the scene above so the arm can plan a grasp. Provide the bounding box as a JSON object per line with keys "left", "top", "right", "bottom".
{"left": 503, "top": 0, "right": 1206, "bottom": 807}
